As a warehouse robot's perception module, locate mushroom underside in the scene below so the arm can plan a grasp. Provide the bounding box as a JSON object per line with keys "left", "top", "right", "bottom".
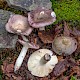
{"left": 28, "top": 49, "right": 58, "bottom": 77}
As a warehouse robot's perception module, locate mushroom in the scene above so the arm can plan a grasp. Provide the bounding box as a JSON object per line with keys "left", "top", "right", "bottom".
{"left": 28, "top": 49, "right": 58, "bottom": 77}
{"left": 52, "top": 21, "right": 77, "bottom": 55}
{"left": 5, "top": 14, "right": 33, "bottom": 36}
{"left": 14, "top": 35, "right": 39, "bottom": 72}
{"left": 28, "top": 7, "right": 56, "bottom": 30}
{"left": 52, "top": 36, "right": 77, "bottom": 55}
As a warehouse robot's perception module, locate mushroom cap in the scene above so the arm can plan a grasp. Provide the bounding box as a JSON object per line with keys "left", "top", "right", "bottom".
{"left": 52, "top": 36, "right": 77, "bottom": 55}
{"left": 28, "top": 49, "right": 58, "bottom": 77}
{"left": 5, "top": 14, "right": 33, "bottom": 36}
{"left": 28, "top": 8, "right": 56, "bottom": 28}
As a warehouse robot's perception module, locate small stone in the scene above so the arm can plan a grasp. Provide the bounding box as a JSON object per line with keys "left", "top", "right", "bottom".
{"left": 0, "top": 9, "right": 18, "bottom": 48}
{"left": 6, "top": 0, "right": 52, "bottom": 11}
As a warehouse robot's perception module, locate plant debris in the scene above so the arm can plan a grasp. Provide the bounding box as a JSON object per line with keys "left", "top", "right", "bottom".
{"left": 38, "top": 30, "right": 54, "bottom": 43}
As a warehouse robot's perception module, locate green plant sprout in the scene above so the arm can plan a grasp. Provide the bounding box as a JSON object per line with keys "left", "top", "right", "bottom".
{"left": 70, "top": 76, "right": 77, "bottom": 80}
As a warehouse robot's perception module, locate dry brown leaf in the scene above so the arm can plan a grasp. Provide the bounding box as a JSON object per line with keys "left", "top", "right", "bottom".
{"left": 53, "top": 59, "right": 68, "bottom": 76}
{"left": 67, "top": 58, "right": 78, "bottom": 67}
{"left": 1, "top": 59, "right": 22, "bottom": 80}
{"left": 2, "top": 60, "right": 14, "bottom": 73}
{"left": 57, "top": 56, "right": 64, "bottom": 61}
{"left": 72, "top": 66, "right": 80, "bottom": 76}
{"left": 38, "top": 31, "right": 54, "bottom": 43}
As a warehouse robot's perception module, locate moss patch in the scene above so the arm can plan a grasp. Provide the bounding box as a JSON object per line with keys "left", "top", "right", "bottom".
{"left": 51, "top": 0, "right": 80, "bottom": 25}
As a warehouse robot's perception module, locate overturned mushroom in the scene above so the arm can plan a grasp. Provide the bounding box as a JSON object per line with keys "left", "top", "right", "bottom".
{"left": 14, "top": 36, "right": 39, "bottom": 72}
{"left": 5, "top": 14, "right": 33, "bottom": 36}
{"left": 28, "top": 49, "right": 58, "bottom": 77}
{"left": 28, "top": 7, "right": 56, "bottom": 30}
{"left": 52, "top": 21, "right": 77, "bottom": 55}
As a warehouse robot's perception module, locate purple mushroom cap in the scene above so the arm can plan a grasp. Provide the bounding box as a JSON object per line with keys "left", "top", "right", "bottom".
{"left": 28, "top": 7, "right": 56, "bottom": 28}
{"left": 5, "top": 14, "right": 33, "bottom": 36}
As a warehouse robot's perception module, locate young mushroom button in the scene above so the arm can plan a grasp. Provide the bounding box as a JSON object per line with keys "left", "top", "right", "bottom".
{"left": 5, "top": 14, "right": 33, "bottom": 36}
{"left": 52, "top": 36, "right": 77, "bottom": 55}
{"left": 28, "top": 8, "right": 56, "bottom": 30}
{"left": 28, "top": 49, "right": 58, "bottom": 77}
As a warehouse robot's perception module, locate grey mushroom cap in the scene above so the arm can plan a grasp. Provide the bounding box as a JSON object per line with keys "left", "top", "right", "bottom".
{"left": 28, "top": 8, "right": 56, "bottom": 28}
{"left": 5, "top": 14, "right": 33, "bottom": 36}
{"left": 28, "top": 49, "right": 58, "bottom": 77}
{"left": 52, "top": 36, "right": 77, "bottom": 55}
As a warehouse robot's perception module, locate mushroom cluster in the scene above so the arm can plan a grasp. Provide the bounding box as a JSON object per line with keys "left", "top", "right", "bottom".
{"left": 6, "top": 7, "right": 56, "bottom": 35}
{"left": 5, "top": 7, "right": 56, "bottom": 74}
{"left": 5, "top": 6, "right": 79, "bottom": 78}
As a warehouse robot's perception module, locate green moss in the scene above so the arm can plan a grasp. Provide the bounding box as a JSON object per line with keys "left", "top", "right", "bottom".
{"left": 51, "top": 0, "right": 80, "bottom": 24}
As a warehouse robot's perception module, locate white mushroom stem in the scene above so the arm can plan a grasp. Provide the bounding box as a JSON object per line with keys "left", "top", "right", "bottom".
{"left": 21, "top": 35, "right": 28, "bottom": 42}
{"left": 39, "top": 27, "right": 45, "bottom": 31}
{"left": 14, "top": 36, "right": 39, "bottom": 72}
{"left": 14, "top": 45, "right": 28, "bottom": 72}
{"left": 40, "top": 54, "right": 51, "bottom": 64}
{"left": 44, "top": 54, "right": 51, "bottom": 61}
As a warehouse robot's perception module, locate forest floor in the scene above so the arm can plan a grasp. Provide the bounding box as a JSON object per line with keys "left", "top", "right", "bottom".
{"left": 0, "top": 0, "right": 80, "bottom": 80}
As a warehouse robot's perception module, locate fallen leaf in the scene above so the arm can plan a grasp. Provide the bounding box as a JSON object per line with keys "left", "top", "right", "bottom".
{"left": 67, "top": 58, "right": 78, "bottom": 66}
{"left": 53, "top": 59, "right": 68, "bottom": 76}
{"left": 38, "top": 30, "right": 54, "bottom": 43}
{"left": 53, "top": 57, "right": 78, "bottom": 77}
{"left": 1, "top": 59, "right": 22, "bottom": 80}
{"left": 57, "top": 56, "right": 64, "bottom": 61}
{"left": 72, "top": 66, "right": 80, "bottom": 76}
{"left": 2, "top": 60, "right": 14, "bottom": 73}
